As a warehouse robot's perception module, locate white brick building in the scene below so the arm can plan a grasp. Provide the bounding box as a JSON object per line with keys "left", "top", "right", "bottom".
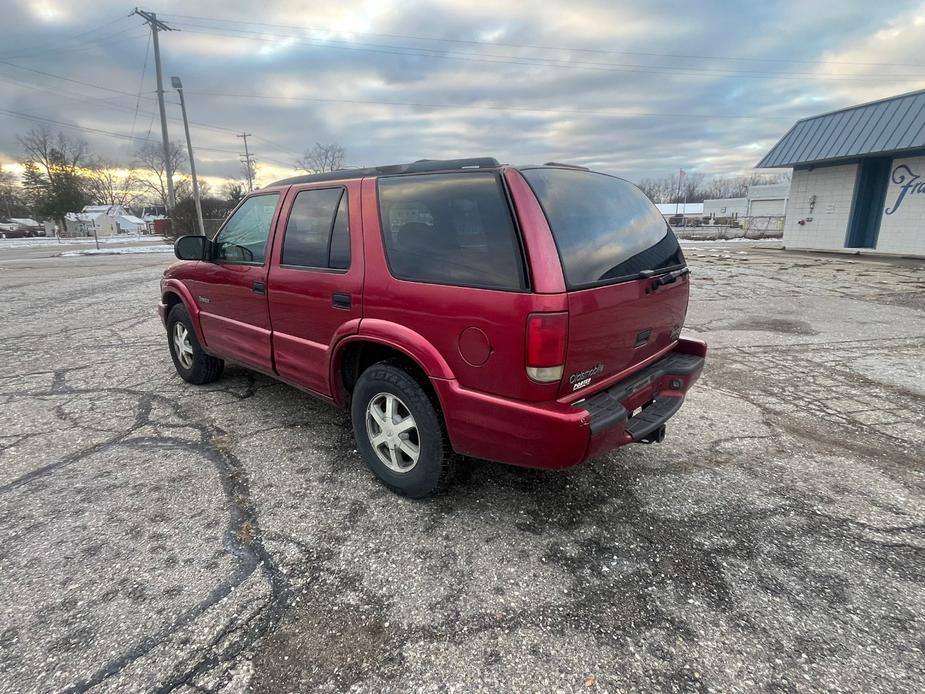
{"left": 758, "top": 89, "right": 925, "bottom": 258}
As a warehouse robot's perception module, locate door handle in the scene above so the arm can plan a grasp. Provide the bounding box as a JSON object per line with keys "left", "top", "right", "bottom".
{"left": 253, "top": 280, "right": 266, "bottom": 295}
{"left": 332, "top": 292, "right": 352, "bottom": 309}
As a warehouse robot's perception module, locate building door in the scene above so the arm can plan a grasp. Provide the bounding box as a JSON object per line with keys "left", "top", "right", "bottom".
{"left": 846, "top": 158, "right": 891, "bottom": 248}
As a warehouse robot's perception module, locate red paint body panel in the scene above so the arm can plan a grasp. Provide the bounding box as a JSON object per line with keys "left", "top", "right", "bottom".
{"left": 187, "top": 262, "right": 274, "bottom": 373}
{"left": 559, "top": 275, "right": 690, "bottom": 397}
{"left": 502, "top": 168, "right": 566, "bottom": 294}
{"left": 267, "top": 180, "right": 365, "bottom": 395}
{"left": 160, "top": 163, "right": 706, "bottom": 470}
{"left": 434, "top": 336, "right": 706, "bottom": 469}
{"left": 359, "top": 175, "right": 565, "bottom": 402}
{"left": 159, "top": 276, "right": 206, "bottom": 344}
{"left": 433, "top": 377, "right": 591, "bottom": 468}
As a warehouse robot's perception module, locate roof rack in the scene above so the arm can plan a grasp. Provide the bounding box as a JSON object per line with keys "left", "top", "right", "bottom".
{"left": 543, "top": 162, "right": 590, "bottom": 171}
{"left": 268, "top": 157, "right": 501, "bottom": 187}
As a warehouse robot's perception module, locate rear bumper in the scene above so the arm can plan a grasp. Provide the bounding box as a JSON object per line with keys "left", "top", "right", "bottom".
{"left": 435, "top": 338, "right": 706, "bottom": 469}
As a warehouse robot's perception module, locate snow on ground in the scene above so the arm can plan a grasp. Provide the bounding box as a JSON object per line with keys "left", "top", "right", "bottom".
{"left": 0, "top": 235, "right": 165, "bottom": 249}
{"left": 57, "top": 245, "right": 174, "bottom": 257}
{"left": 679, "top": 238, "right": 780, "bottom": 245}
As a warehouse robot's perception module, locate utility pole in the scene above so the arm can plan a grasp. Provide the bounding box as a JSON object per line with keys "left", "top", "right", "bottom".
{"left": 237, "top": 132, "right": 255, "bottom": 192}
{"left": 172, "top": 77, "right": 205, "bottom": 236}
{"left": 675, "top": 168, "right": 684, "bottom": 226}
{"left": 132, "top": 8, "right": 177, "bottom": 209}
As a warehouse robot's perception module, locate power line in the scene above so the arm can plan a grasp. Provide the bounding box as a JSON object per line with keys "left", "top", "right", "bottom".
{"left": 0, "top": 59, "right": 143, "bottom": 97}
{"left": 0, "top": 73, "right": 241, "bottom": 139}
{"left": 0, "top": 107, "right": 158, "bottom": 143}
{"left": 0, "top": 16, "right": 139, "bottom": 60}
{"left": 161, "top": 13, "right": 925, "bottom": 72}
{"left": 0, "top": 30, "right": 151, "bottom": 62}
{"left": 0, "top": 107, "right": 250, "bottom": 157}
{"left": 168, "top": 24, "right": 919, "bottom": 84}
{"left": 249, "top": 134, "right": 303, "bottom": 159}
{"left": 2, "top": 54, "right": 793, "bottom": 123}
{"left": 129, "top": 32, "right": 152, "bottom": 142}
{"left": 186, "top": 89, "right": 794, "bottom": 121}
{"left": 0, "top": 68, "right": 295, "bottom": 168}
{"left": 0, "top": 74, "right": 138, "bottom": 106}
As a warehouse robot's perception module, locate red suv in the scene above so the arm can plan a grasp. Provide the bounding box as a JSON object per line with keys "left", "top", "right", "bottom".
{"left": 159, "top": 158, "right": 705, "bottom": 497}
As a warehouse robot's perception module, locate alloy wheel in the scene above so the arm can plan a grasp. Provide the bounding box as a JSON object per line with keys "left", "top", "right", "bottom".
{"left": 173, "top": 322, "right": 194, "bottom": 369}
{"left": 365, "top": 392, "right": 420, "bottom": 472}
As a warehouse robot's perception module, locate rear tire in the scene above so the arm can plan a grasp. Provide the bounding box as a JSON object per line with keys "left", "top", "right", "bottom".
{"left": 166, "top": 303, "right": 224, "bottom": 384}
{"left": 351, "top": 361, "right": 453, "bottom": 498}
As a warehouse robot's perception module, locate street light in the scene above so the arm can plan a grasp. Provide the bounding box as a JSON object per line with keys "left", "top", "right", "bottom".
{"left": 171, "top": 76, "right": 205, "bottom": 236}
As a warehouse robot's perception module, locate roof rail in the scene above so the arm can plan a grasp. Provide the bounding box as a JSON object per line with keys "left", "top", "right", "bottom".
{"left": 405, "top": 157, "right": 500, "bottom": 173}
{"left": 543, "top": 162, "right": 590, "bottom": 171}
{"left": 268, "top": 157, "right": 501, "bottom": 187}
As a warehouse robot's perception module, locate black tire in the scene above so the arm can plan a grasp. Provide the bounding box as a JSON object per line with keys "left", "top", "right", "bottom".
{"left": 351, "top": 361, "right": 454, "bottom": 498}
{"left": 166, "top": 303, "right": 224, "bottom": 385}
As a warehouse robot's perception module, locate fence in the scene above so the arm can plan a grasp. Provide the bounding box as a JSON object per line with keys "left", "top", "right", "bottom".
{"left": 673, "top": 218, "right": 784, "bottom": 241}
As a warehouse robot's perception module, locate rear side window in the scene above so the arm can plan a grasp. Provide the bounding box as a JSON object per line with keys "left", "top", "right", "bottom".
{"left": 378, "top": 172, "right": 526, "bottom": 290}
{"left": 521, "top": 168, "right": 685, "bottom": 288}
{"left": 282, "top": 188, "right": 350, "bottom": 270}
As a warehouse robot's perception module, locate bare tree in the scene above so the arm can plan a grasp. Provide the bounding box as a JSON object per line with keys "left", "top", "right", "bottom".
{"left": 18, "top": 127, "right": 87, "bottom": 180}
{"left": 84, "top": 159, "right": 141, "bottom": 208}
{"left": 17, "top": 127, "right": 90, "bottom": 229}
{"left": 296, "top": 142, "right": 346, "bottom": 173}
{"left": 134, "top": 140, "right": 187, "bottom": 210}
{"left": 222, "top": 181, "right": 246, "bottom": 206}
{"left": 636, "top": 176, "right": 676, "bottom": 203}
{"left": 0, "top": 163, "right": 23, "bottom": 218}
{"left": 637, "top": 171, "right": 793, "bottom": 204}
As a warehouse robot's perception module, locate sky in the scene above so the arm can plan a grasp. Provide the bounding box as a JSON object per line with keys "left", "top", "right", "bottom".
{"left": 2, "top": 0, "right": 925, "bottom": 191}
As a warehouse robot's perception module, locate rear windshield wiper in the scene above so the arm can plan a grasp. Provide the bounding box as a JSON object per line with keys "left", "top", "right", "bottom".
{"left": 639, "top": 266, "right": 689, "bottom": 289}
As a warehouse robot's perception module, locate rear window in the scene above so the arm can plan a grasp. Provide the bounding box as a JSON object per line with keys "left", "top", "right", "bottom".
{"left": 377, "top": 172, "right": 526, "bottom": 290}
{"left": 282, "top": 187, "right": 350, "bottom": 270}
{"left": 521, "top": 168, "right": 684, "bottom": 288}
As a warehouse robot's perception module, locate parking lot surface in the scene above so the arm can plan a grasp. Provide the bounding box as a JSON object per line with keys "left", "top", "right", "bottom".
{"left": 1, "top": 243, "right": 923, "bottom": 693}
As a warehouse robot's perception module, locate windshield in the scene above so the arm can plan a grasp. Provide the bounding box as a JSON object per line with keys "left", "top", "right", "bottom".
{"left": 521, "top": 168, "right": 685, "bottom": 288}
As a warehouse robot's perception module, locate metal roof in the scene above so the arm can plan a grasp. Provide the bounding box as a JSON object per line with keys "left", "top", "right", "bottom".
{"left": 757, "top": 89, "right": 925, "bottom": 168}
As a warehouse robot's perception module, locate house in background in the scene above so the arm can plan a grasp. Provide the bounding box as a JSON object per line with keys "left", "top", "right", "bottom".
{"left": 655, "top": 202, "right": 704, "bottom": 225}
{"left": 63, "top": 204, "right": 147, "bottom": 237}
{"left": 758, "top": 88, "right": 925, "bottom": 257}
{"left": 745, "top": 183, "right": 789, "bottom": 217}
{"left": 64, "top": 210, "right": 115, "bottom": 237}
{"left": 115, "top": 214, "right": 147, "bottom": 234}
{"left": 703, "top": 183, "right": 790, "bottom": 225}
{"left": 703, "top": 197, "right": 749, "bottom": 221}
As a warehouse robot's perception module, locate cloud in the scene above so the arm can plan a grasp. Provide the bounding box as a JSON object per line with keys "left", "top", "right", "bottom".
{"left": 0, "top": 0, "right": 923, "bottom": 189}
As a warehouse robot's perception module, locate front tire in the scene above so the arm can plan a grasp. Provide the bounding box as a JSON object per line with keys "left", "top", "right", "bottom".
{"left": 351, "top": 362, "right": 453, "bottom": 498}
{"left": 166, "top": 304, "right": 224, "bottom": 384}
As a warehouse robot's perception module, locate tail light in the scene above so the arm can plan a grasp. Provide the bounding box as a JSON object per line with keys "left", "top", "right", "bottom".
{"left": 525, "top": 312, "right": 567, "bottom": 383}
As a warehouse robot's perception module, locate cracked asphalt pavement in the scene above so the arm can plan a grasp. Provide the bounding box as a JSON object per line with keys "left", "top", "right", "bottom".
{"left": 1, "top": 242, "right": 923, "bottom": 693}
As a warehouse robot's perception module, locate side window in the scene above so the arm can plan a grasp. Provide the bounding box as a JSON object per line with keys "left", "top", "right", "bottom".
{"left": 329, "top": 194, "right": 350, "bottom": 270}
{"left": 282, "top": 188, "right": 351, "bottom": 270}
{"left": 377, "top": 172, "right": 526, "bottom": 290}
{"left": 213, "top": 194, "right": 279, "bottom": 264}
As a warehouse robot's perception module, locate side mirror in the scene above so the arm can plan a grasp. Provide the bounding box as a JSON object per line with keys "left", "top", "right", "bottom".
{"left": 174, "top": 235, "right": 209, "bottom": 260}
